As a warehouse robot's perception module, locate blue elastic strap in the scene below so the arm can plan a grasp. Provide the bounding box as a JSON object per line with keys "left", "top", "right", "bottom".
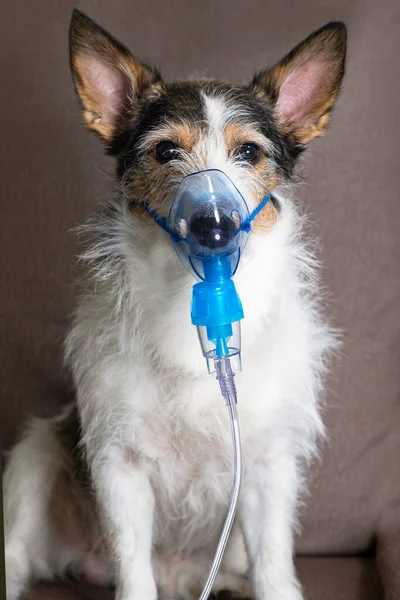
{"left": 140, "top": 193, "right": 271, "bottom": 242}
{"left": 141, "top": 204, "right": 170, "bottom": 234}
{"left": 240, "top": 194, "right": 271, "bottom": 233}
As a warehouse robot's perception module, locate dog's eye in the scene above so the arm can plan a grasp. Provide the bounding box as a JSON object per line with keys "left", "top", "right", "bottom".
{"left": 234, "top": 142, "right": 261, "bottom": 163}
{"left": 155, "top": 140, "right": 180, "bottom": 164}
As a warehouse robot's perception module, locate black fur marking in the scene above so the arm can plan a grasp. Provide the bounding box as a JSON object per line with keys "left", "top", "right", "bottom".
{"left": 269, "top": 194, "right": 281, "bottom": 211}
{"left": 111, "top": 83, "right": 207, "bottom": 178}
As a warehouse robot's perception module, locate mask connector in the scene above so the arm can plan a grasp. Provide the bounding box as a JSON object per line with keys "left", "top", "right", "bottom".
{"left": 196, "top": 322, "right": 242, "bottom": 375}
{"left": 191, "top": 254, "right": 243, "bottom": 375}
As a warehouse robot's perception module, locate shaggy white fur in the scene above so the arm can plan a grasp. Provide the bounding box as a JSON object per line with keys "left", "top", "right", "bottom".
{"left": 4, "top": 178, "right": 336, "bottom": 600}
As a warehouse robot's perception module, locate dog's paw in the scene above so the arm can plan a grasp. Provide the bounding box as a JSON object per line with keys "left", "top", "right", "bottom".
{"left": 257, "top": 584, "right": 303, "bottom": 600}
{"left": 5, "top": 546, "right": 29, "bottom": 600}
{"left": 116, "top": 576, "right": 158, "bottom": 600}
{"left": 250, "top": 575, "right": 303, "bottom": 600}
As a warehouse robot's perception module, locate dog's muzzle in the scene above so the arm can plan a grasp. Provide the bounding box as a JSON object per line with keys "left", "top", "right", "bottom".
{"left": 168, "top": 169, "right": 252, "bottom": 281}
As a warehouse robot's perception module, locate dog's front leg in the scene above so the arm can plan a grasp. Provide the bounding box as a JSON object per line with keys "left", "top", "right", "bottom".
{"left": 240, "top": 449, "right": 303, "bottom": 600}
{"left": 92, "top": 448, "right": 157, "bottom": 600}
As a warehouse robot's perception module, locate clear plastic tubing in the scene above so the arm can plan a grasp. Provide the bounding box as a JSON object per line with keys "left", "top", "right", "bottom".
{"left": 198, "top": 359, "right": 243, "bottom": 600}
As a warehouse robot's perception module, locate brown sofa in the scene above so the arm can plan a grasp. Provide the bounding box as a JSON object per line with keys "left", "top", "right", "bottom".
{"left": 1, "top": 1, "right": 399, "bottom": 599}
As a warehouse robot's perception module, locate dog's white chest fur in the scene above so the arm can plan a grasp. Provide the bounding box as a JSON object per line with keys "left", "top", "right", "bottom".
{"left": 66, "top": 194, "right": 330, "bottom": 561}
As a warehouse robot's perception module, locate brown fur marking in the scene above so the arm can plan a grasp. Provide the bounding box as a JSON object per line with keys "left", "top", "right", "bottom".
{"left": 251, "top": 197, "right": 278, "bottom": 232}
{"left": 223, "top": 124, "right": 280, "bottom": 231}
{"left": 174, "top": 122, "right": 198, "bottom": 151}
{"left": 223, "top": 123, "right": 271, "bottom": 156}
{"left": 250, "top": 170, "right": 279, "bottom": 233}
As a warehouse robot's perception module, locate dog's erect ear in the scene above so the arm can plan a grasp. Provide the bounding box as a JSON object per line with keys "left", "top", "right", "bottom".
{"left": 69, "top": 9, "right": 162, "bottom": 142}
{"left": 250, "top": 22, "right": 347, "bottom": 145}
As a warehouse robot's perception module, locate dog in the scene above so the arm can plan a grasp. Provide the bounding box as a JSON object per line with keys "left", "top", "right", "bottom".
{"left": 4, "top": 9, "right": 346, "bottom": 600}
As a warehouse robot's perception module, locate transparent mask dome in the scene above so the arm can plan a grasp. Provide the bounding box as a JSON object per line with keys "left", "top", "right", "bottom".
{"left": 168, "top": 169, "right": 251, "bottom": 281}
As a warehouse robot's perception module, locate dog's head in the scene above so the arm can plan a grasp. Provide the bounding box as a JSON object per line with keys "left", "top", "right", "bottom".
{"left": 69, "top": 10, "right": 346, "bottom": 231}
